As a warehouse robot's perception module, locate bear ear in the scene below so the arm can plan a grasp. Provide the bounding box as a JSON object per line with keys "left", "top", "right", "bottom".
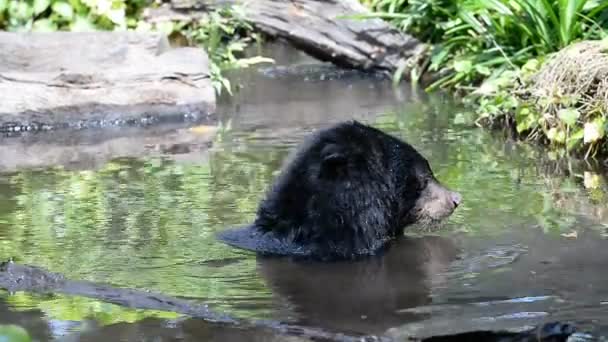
{"left": 319, "top": 143, "right": 348, "bottom": 180}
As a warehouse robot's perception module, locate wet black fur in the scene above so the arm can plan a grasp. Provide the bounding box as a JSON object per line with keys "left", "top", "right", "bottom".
{"left": 219, "top": 120, "right": 439, "bottom": 260}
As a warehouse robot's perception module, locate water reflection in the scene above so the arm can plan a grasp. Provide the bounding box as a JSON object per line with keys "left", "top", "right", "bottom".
{"left": 256, "top": 236, "right": 460, "bottom": 335}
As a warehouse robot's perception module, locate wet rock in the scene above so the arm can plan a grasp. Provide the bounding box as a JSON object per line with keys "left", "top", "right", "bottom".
{"left": 0, "top": 32, "right": 216, "bottom": 134}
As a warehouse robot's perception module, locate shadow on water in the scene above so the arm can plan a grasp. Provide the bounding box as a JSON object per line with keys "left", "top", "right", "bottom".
{"left": 0, "top": 42, "right": 608, "bottom": 340}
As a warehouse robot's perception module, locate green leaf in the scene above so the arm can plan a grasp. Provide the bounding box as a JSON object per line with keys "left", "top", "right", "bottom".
{"left": 567, "top": 128, "right": 584, "bottom": 150}
{"left": 521, "top": 58, "right": 540, "bottom": 74}
{"left": 0, "top": 0, "right": 7, "bottom": 12}
{"left": 515, "top": 107, "right": 531, "bottom": 122}
{"left": 33, "top": 0, "right": 50, "bottom": 16}
{"left": 516, "top": 121, "right": 528, "bottom": 133}
{"left": 52, "top": 2, "right": 73, "bottom": 19}
{"left": 547, "top": 127, "right": 566, "bottom": 143}
{"left": 547, "top": 128, "right": 556, "bottom": 142}
{"left": 558, "top": 0, "right": 587, "bottom": 46}
{"left": 135, "top": 20, "right": 152, "bottom": 32}
{"left": 474, "top": 79, "right": 498, "bottom": 96}
{"left": 156, "top": 21, "right": 175, "bottom": 34}
{"left": 430, "top": 47, "right": 449, "bottom": 71}
{"left": 583, "top": 117, "right": 605, "bottom": 144}
{"left": 474, "top": 65, "right": 491, "bottom": 76}
{"left": 32, "top": 18, "right": 56, "bottom": 31}
{"left": 557, "top": 108, "right": 580, "bottom": 126}
{"left": 583, "top": 171, "right": 601, "bottom": 189}
{"left": 453, "top": 59, "right": 473, "bottom": 73}
{"left": 106, "top": 6, "right": 126, "bottom": 27}
{"left": 557, "top": 131, "right": 567, "bottom": 143}
{"left": 459, "top": 11, "right": 485, "bottom": 34}
{"left": 70, "top": 15, "right": 96, "bottom": 31}
{"left": 392, "top": 60, "right": 408, "bottom": 86}
{"left": 11, "top": 1, "right": 33, "bottom": 19}
{"left": 482, "top": 0, "right": 514, "bottom": 15}
{"left": 515, "top": 107, "right": 540, "bottom": 133}
{"left": 221, "top": 78, "right": 232, "bottom": 96}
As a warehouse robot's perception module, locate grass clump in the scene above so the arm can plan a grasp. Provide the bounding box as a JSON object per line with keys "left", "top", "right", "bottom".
{"left": 470, "top": 39, "right": 608, "bottom": 159}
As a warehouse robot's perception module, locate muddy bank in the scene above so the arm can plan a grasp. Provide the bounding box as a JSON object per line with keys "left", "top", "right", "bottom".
{"left": 0, "top": 32, "right": 216, "bottom": 134}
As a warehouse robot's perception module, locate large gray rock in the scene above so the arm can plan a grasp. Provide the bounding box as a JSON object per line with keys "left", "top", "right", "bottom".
{"left": 0, "top": 31, "right": 216, "bottom": 133}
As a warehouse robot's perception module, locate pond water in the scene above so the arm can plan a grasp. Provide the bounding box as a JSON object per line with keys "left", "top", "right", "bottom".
{"left": 1, "top": 43, "right": 608, "bottom": 341}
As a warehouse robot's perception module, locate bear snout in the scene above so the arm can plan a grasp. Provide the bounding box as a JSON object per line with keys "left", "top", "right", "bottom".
{"left": 451, "top": 191, "right": 462, "bottom": 207}
{"left": 414, "top": 181, "right": 461, "bottom": 224}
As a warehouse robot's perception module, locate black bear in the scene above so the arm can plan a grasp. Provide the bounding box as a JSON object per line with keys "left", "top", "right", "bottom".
{"left": 218, "top": 120, "right": 461, "bottom": 260}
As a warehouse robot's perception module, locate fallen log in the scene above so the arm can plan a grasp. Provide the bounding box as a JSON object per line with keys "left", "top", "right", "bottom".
{"left": 0, "top": 32, "right": 216, "bottom": 134}
{"left": 145, "top": 0, "right": 429, "bottom": 78}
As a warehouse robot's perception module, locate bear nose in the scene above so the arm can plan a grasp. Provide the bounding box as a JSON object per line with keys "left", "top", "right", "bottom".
{"left": 451, "top": 192, "right": 462, "bottom": 207}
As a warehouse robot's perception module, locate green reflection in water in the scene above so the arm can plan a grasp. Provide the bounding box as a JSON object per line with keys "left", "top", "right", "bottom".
{"left": 0, "top": 98, "right": 606, "bottom": 327}
{"left": 4, "top": 291, "right": 180, "bottom": 325}
{"left": 0, "top": 154, "right": 281, "bottom": 322}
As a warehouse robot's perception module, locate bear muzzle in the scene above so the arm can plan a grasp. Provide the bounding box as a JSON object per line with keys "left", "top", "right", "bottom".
{"left": 414, "top": 180, "right": 461, "bottom": 224}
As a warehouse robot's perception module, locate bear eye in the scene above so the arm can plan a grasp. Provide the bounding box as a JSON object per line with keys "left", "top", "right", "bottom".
{"left": 420, "top": 177, "right": 429, "bottom": 189}
{"left": 406, "top": 175, "right": 427, "bottom": 194}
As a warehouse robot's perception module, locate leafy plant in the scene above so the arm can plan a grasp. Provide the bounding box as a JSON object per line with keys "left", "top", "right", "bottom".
{"left": 0, "top": 0, "right": 146, "bottom": 31}
{"left": 361, "top": 0, "right": 608, "bottom": 92}
{"left": 362, "top": 0, "right": 457, "bottom": 43}
{"left": 466, "top": 41, "right": 608, "bottom": 159}
{"left": 185, "top": 5, "right": 274, "bottom": 95}
{"left": 360, "top": 0, "right": 608, "bottom": 157}
{"left": 136, "top": 5, "right": 274, "bottom": 95}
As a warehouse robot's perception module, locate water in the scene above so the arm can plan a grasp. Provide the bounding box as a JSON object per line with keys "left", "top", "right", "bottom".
{"left": 0, "top": 43, "right": 608, "bottom": 341}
